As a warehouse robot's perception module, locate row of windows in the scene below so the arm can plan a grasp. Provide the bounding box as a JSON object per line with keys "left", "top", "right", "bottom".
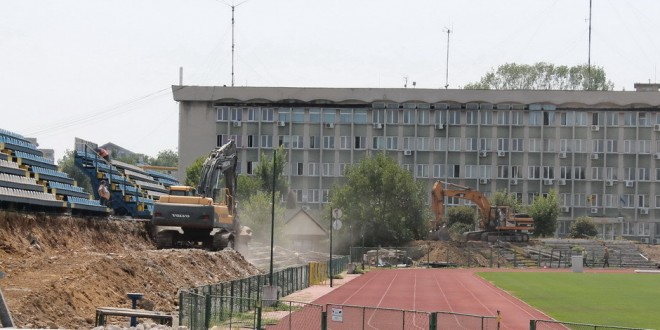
{"left": 219, "top": 134, "right": 660, "bottom": 154}
{"left": 217, "top": 107, "right": 660, "bottom": 127}
{"left": 446, "top": 191, "right": 657, "bottom": 210}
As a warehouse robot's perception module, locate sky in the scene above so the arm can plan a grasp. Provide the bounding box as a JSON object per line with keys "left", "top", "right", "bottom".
{"left": 2, "top": 0, "right": 659, "bottom": 163}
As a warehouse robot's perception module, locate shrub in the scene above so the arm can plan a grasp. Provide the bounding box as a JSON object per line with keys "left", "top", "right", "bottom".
{"left": 569, "top": 216, "right": 598, "bottom": 238}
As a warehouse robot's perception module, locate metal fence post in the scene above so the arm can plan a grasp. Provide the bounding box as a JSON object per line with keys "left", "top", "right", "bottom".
{"left": 204, "top": 294, "right": 211, "bottom": 329}
{"left": 490, "top": 247, "right": 493, "bottom": 268}
{"left": 429, "top": 312, "right": 437, "bottom": 329}
{"left": 178, "top": 291, "right": 183, "bottom": 327}
{"left": 529, "top": 319, "right": 536, "bottom": 330}
{"left": 321, "top": 310, "right": 327, "bottom": 330}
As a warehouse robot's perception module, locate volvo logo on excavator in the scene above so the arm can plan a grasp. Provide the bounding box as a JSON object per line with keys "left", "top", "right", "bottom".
{"left": 171, "top": 213, "right": 190, "bottom": 218}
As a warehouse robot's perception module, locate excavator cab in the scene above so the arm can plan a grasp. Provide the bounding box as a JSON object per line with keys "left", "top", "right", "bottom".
{"left": 167, "top": 186, "right": 197, "bottom": 197}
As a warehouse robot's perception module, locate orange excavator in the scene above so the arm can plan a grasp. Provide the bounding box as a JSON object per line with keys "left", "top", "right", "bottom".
{"left": 431, "top": 181, "right": 534, "bottom": 242}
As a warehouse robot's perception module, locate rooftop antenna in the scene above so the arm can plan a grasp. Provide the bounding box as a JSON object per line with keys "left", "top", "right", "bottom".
{"left": 443, "top": 27, "right": 452, "bottom": 89}
{"left": 587, "top": 0, "right": 592, "bottom": 90}
{"left": 404, "top": 76, "right": 408, "bottom": 88}
{"left": 222, "top": 0, "right": 250, "bottom": 87}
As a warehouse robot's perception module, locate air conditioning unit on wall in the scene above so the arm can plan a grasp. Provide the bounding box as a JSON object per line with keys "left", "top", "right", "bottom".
{"left": 403, "top": 150, "right": 413, "bottom": 156}
{"left": 277, "top": 121, "right": 286, "bottom": 127}
{"left": 591, "top": 125, "right": 600, "bottom": 131}
{"left": 640, "top": 208, "right": 649, "bottom": 215}
{"left": 435, "top": 123, "right": 445, "bottom": 130}
{"left": 590, "top": 207, "right": 598, "bottom": 214}
{"left": 479, "top": 178, "right": 489, "bottom": 184}
{"left": 324, "top": 123, "right": 334, "bottom": 128}
{"left": 497, "top": 151, "right": 506, "bottom": 157}
{"left": 561, "top": 206, "right": 570, "bottom": 213}
{"left": 373, "top": 123, "right": 383, "bottom": 129}
{"left": 590, "top": 154, "right": 599, "bottom": 160}
{"left": 232, "top": 121, "right": 242, "bottom": 127}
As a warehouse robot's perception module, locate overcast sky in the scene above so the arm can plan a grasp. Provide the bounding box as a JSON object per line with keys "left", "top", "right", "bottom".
{"left": 2, "top": 0, "right": 659, "bottom": 162}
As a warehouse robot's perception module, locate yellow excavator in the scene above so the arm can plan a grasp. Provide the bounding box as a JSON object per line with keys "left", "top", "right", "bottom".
{"left": 151, "top": 140, "right": 251, "bottom": 251}
{"left": 431, "top": 181, "right": 534, "bottom": 242}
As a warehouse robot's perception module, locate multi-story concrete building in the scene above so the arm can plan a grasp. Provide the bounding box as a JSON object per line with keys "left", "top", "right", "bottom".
{"left": 173, "top": 84, "right": 660, "bottom": 241}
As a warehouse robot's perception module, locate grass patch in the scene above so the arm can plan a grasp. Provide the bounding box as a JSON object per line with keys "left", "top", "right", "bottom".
{"left": 478, "top": 272, "right": 660, "bottom": 329}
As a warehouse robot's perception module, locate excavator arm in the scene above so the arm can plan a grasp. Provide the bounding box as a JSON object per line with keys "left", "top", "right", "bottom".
{"left": 431, "top": 181, "right": 493, "bottom": 230}
{"left": 197, "top": 140, "right": 238, "bottom": 215}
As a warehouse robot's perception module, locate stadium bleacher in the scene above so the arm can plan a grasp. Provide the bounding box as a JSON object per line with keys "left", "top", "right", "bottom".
{"left": 0, "top": 128, "right": 107, "bottom": 215}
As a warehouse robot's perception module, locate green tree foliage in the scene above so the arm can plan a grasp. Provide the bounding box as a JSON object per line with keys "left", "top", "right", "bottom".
{"left": 528, "top": 190, "right": 560, "bottom": 237}
{"left": 490, "top": 190, "right": 523, "bottom": 213}
{"left": 58, "top": 150, "right": 92, "bottom": 193}
{"left": 464, "top": 62, "right": 614, "bottom": 91}
{"left": 330, "top": 153, "right": 430, "bottom": 247}
{"left": 254, "top": 147, "right": 288, "bottom": 194}
{"left": 236, "top": 175, "right": 262, "bottom": 203}
{"left": 184, "top": 156, "right": 205, "bottom": 187}
{"left": 240, "top": 191, "right": 285, "bottom": 243}
{"left": 569, "top": 216, "right": 599, "bottom": 238}
{"left": 151, "top": 149, "right": 178, "bottom": 167}
{"left": 446, "top": 205, "right": 476, "bottom": 228}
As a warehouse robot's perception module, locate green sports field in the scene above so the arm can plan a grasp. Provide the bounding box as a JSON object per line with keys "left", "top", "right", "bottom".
{"left": 478, "top": 272, "right": 660, "bottom": 329}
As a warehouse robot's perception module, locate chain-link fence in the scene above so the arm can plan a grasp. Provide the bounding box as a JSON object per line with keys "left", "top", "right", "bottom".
{"left": 434, "top": 311, "right": 500, "bottom": 329}
{"left": 263, "top": 300, "right": 323, "bottom": 330}
{"left": 530, "top": 319, "right": 650, "bottom": 330}
{"left": 324, "top": 304, "right": 432, "bottom": 330}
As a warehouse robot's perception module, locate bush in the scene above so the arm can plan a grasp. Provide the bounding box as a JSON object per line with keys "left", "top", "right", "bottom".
{"left": 448, "top": 222, "right": 474, "bottom": 241}
{"left": 569, "top": 216, "right": 598, "bottom": 238}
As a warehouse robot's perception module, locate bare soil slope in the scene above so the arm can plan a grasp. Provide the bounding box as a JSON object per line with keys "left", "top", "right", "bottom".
{"left": 0, "top": 211, "right": 262, "bottom": 329}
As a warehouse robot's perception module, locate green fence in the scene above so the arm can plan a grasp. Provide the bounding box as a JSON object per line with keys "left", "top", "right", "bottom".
{"left": 179, "top": 256, "right": 349, "bottom": 329}
{"left": 530, "top": 319, "right": 650, "bottom": 330}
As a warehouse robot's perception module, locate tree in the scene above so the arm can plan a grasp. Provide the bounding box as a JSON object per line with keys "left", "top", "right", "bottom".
{"left": 446, "top": 205, "right": 477, "bottom": 241}
{"left": 464, "top": 62, "right": 614, "bottom": 91}
{"left": 254, "top": 147, "right": 288, "bottom": 194}
{"left": 569, "top": 216, "right": 598, "bottom": 238}
{"left": 236, "top": 175, "right": 262, "bottom": 203}
{"left": 240, "top": 191, "right": 285, "bottom": 243}
{"left": 490, "top": 190, "right": 523, "bottom": 213}
{"left": 184, "top": 156, "right": 205, "bottom": 187}
{"left": 58, "top": 150, "right": 92, "bottom": 193}
{"left": 330, "top": 153, "right": 430, "bottom": 248}
{"left": 528, "top": 190, "right": 561, "bottom": 237}
{"left": 151, "top": 149, "right": 178, "bottom": 167}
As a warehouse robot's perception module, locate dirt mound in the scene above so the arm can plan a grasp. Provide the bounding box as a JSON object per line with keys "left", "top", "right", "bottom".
{"left": 0, "top": 211, "right": 262, "bottom": 329}
{"left": 406, "top": 240, "right": 510, "bottom": 267}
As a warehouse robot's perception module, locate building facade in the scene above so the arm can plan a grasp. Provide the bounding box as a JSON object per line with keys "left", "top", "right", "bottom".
{"left": 173, "top": 85, "right": 660, "bottom": 242}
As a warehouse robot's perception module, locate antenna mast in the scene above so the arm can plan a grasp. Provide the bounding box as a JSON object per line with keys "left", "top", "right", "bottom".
{"left": 443, "top": 27, "right": 452, "bottom": 89}
{"left": 231, "top": 4, "right": 235, "bottom": 87}
{"left": 587, "top": 0, "right": 592, "bottom": 90}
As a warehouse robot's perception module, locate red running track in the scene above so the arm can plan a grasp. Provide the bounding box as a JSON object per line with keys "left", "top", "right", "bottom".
{"left": 311, "top": 268, "right": 554, "bottom": 330}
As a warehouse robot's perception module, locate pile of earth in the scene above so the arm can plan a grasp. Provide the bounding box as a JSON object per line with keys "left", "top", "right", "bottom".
{"left": 0, "top": 211, "right": 262, "bottom": 329}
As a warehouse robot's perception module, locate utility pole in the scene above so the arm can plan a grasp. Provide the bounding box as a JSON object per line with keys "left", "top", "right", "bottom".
{"left": 587, "top": 0, "right": 592, "bottom": 90}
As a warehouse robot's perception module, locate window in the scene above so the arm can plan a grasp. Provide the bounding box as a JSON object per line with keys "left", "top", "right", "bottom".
{"left": 309, "top": 108, "right": 321, "bottom": 123}
{"left": 309, "top": 136, "right": 320, "bottom": 149}
{"left": 261, "top": 135, "right": 273, "bottom": 148}
{"left": 402, "top": 137, "right": 415, "bottom": 150}
{"left": 498, "top": 138, "right": 509, "bottom": 152}
{"left": 591, "top": 167, "right": 603, "bottom": 180}
{"left": 247, "top": 135, "right": 256, "bottom": 148}
{"left": 466, "top": 111, "right": 478, "bottom": 125}
{"left": 464, "top": 165, "right": 477, "bottom": 179}
{"left": 511, "top": 112, "right": 523, "bottom": 125}
{"left": 606, "top": 139, "right": 617, "bottom": 153}
{"left": 624, "top": 140, "right": 636, "bottom": 153}
{"left": 434, "top": 137, "right": 446, "bottom": 151}
{"left": 465, "top": 138, "right": 478, "bottom": 151}
{"left": 448, "top": 111, "right": 460, "bottom": 125}
{"left": 639, "top": 140, "right": 651, "bottom": 154}
{"left": 402, "top": 109, "right": 414, "bottom": 124}
{"left": 277, "top": 108, "right": 290, "bottom": 122}
{"left": 605, "top": 167, "right": 617, "bottom": 180}
{"left": 480, "top": 111, "right": 493, "bottom": 125}
{"left": 560, "top": 166, "right": 572, "bottom": 179}
{"left": 435, "top": 110, "right": 446, "bottom": 124}
{"left": 322, "top": 163, "right": 334, "bottom": 176}
{"left": 480, "top": 138, "right": 492, "bottom": 151}
{"left": 340, "top": 109, "right": 352, "bottom": 124}
{"left": 230, "top": 108, "right": 243, "bottom": 121}
{"left": 217, "top": 134, "right": 226, "bottom": 147}
{"left": 322, "top": 190, "right": 330, "bottom": 203}
{"left": 354, "top": 136, "right": 366, "bottom": 149}
{"left": 296, "top": 163, "right": 303, "bottom": 176}
{"left": 291, "top": 135, "right": 303, "bottom": 149}
{"left": 638, "top": 168, "right": 649, "bottom": 181}
{"left": 497, "top": 165, "right": 509, "bottom": 179}
{"left": 354, "top": 110, "right": 367, "bottom": 124}
{"left": 574, "top": 139, "right": 587, "bottom": 153}
{"left": 323, "top": 108, "right": 336, "bottom": 124}
{"left": 479, "top": 165, "right": 491, "bottom": 179}
{"left": 417, "top": 137, "right": 429, "bottom": 151}
{"left": 386, "top": 110, "right": 399, "bottom": 124}
{"left": 497, "top": 111, "right": 509, "bottom": 125}
{"left": 340, "top": 136, "right": 351, "bottom": 149}
{"left": 433, "top": 164, "right": 446, "bottom": 178}
{"left": 216, "top": 107, "right": 229, "bottom": 121}
{"left": 543, "top": 111, "right": 555, "bottom": 126}
{"left": 372, "top": 136, "right": 386, "bottom": 150}
{"left": 308, "top": 189, "right": 320, "bottom": 203}
{"left": 418, "top": 110, "right": 430, "bottom": 124}
{"left": 323, "top": 136, "right": 335, "bottom": 149}
{"left": 292, "top": 108, "right": 304, "bottom": 123}
{"left": 528, "top": 139, "right": 542, "bottom": 152}
{"left": 560, "top": 112, "right": 573, "bottom": 126}
{"left": 528, "top": 112, "right": 542, "bottom": 126}
{"left": 262, "top": 108, "right": 274, "bottom": 122}
{"left": 448, "top": 138, "right": 460, "bottom": 151}
{"left": 246, "top": 161, "right": 256, "bottom": 174}
{"left": 416, "top": 164, "right": 429, "bottom": 178}
{"left": 373, "top": 109, "right": 385, "bottom": 124}
{"left": 592, "top": 139, "right": 604, "bottom": 153}
{"left": 449, "top": 164, "right": 460, "bottom": 178}
{"left": 575, "top": 112, "right": 587, "bottom": 126}
{"left": 542, "top": 166, "right": 554, "bottom": 179}
{"left": 639, "top": 113, "right": 651, "bottom": 127}
{"left": 511, "top": 138, "right": 523, "bottom": 152}
{"left": 528, "top": 166, "right": 540, "bottom": 179}
{"left": 247, "top": 108, "right": 259, "bottom": 121}
{"left": 591, "top": 112, "right": 600, "bottom": 126}
{"left": 308, "top": 163, "right": 319, "bottom": 176}
{"left": 624, "top": 112, "right": 637, "bottom": 127}
{"left": 606, "top": 112, "right": 618, "bottom": 126}
{"left": 279, "top": 135, "right": 291, "bottom": 148}
{"left": 386, "top": 136, "right": 398, "bottom": 150}
{"left": 511, "top": 165, "right": 521, "bottom": 179}
{"left": 574, "top": 167, "right": 585, "bottom": 180}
